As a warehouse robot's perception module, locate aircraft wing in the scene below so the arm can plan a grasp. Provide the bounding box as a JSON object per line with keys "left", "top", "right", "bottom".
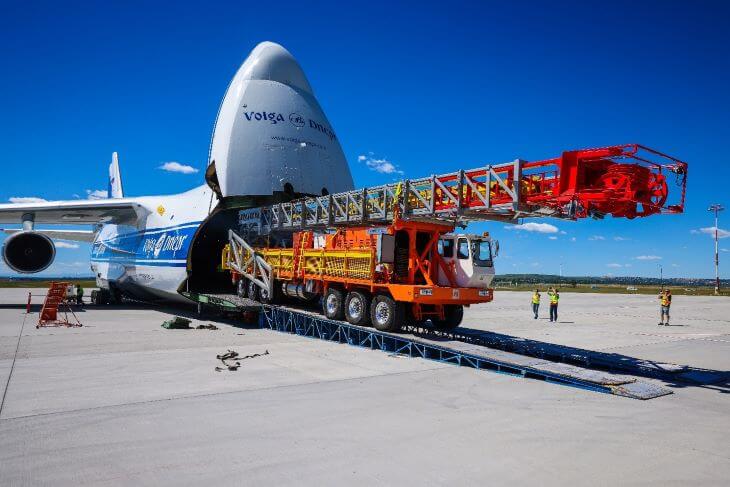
{"left": 0, "top": 199, "right": 148, "bottom": 226}
{"left": 0, "top": 228, "right": 96, "bottom": 242}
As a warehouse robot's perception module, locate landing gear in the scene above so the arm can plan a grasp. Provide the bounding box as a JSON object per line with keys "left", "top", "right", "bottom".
{"left": 345, "top": 290, "right": 371, "bottom": 327}
{"left": 433, "top": 305, "right": 464, "bottom": 330}
{"left": 90, "top": 288, "right": 119, "bottom": 305}
{"left": 90, "top": 289, "right": 107, "bottom": 305}
{"left": 370, "top": 294, "right": 404, "bottom": 332}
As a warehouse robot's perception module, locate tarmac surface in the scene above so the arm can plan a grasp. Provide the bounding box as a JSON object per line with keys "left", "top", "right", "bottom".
{"left": 1, "top": 288, "right": 729, "bottom": 486}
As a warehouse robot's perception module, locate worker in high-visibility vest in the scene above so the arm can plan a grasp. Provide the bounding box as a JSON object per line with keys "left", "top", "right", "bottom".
{"left": 76, "top": 284, "right": 84, "bottom": 305}
{"left": 658, "top": 289, "right": 672, "bottom": 325}
{"left": 531, "top": 289, "right": 541, "bottom": 319}
{"left": 547, "top": 287, "right": 559, "bottom": 322}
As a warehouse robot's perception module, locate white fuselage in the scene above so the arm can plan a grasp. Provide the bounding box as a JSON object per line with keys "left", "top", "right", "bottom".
{"left": 90, "top": 185, "right": 216, "bottom": 302}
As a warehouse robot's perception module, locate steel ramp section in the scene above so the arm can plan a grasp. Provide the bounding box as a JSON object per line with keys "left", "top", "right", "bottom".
{"left": 181, "top": 292, "right": 260, "bottom": 311}
{"left": 402, "top": 324, "right": 686, "bottom": 380}
{"left": 259, "top": 306, "right": 672, "bottom": 400}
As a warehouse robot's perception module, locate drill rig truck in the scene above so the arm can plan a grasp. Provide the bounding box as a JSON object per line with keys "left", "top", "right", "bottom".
{"left": 221, "top": 144, "right": 687, "bottom": 332}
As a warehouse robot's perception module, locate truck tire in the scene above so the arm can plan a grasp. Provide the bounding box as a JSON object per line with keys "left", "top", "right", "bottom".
{"left": 345, "top": 290, "right": 371, "bottom": 327}
{"left": 434, "top": 305, "right": 464, "bottom": 330}
{"left": 323, "top": 288, "right": 345, "bottom": 321}
{"left": 370, "top": 294, "right": 404, "bottom": 332}
{"left": 248, "top": 280, "right": 260, "bottom": 302}
{"left": 237, "top": 279, "right": 248, "bottom": 298}
{"left": 260, "top": 280, "right": 281, "bottom": 305}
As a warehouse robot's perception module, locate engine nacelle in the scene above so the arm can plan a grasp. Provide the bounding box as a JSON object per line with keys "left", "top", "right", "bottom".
{"left": 2, "top": 232, "right": 56, "bottom": 273}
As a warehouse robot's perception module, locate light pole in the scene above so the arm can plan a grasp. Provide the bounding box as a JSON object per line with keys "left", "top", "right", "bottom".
{"left": 559, "top": 263, "right": 563, "bottom": 288}
{"left": 659, "top": 264, "right": 663, "bottom": 291}
{"left": 708, "top": 204, "right": 724, "bottom": 294}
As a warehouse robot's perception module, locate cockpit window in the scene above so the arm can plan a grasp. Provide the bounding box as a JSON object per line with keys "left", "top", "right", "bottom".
{"left": 472, "top": 240, "right": 493, "bottom": 267}
{"left": 457, "top": 238, "right": 469, "bottom": 259}
{"left": 438, "top": 238, "right": 454, "bottom": 258}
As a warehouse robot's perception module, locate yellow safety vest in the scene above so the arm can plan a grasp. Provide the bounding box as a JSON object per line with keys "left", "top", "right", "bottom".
{"left": 549, "top": 293, "right": 559, "bottom": 304}
{"left": 532, "top": 294, "right": 540, "bottom": 304}
{"left": 660, "top": 295, "right": 670, "bottom": 306}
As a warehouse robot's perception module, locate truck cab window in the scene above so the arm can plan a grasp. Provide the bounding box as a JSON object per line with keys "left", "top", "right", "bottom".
{"left": 457, "top": 238, "right": 469, "bottom": 259}
{"left": 438, "top": 238, "right": 454, "bottom": 258}
{"left": 472, "top": 240, "right": 493, "bottom": 267}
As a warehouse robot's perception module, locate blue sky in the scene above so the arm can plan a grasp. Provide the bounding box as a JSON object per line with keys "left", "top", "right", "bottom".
{"left": 0, "top": 0, "right": 728, "bottom": 278}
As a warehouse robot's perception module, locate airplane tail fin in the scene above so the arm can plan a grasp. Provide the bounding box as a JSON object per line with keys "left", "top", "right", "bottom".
{"left": 108, "top": 152, "right": 124, "bottom": 198}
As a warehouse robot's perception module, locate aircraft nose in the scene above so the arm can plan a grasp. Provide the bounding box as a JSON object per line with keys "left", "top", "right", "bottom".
{"left": 239, "top": 41, "right": 314, "bottom": 95}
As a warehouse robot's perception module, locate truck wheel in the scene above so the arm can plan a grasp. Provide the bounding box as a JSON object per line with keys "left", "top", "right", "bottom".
{"left": 248, "top": 280, "right": 260, "bottom": 301}
{"left": 345, "top": 290, "right": 371, "bottom": 327}
{"left": 434, "top": 305, "right": 464, "bottom": 330}
{"left": 260, "top": 281, "right": 281, "bottom": 305}
{"left": 237, "top": 279, "right": 248, "bottom": 298}
{"left": 370, "top": 295, "right": 405, "bottom": 332}
{"left": 323, "top": 288, "right": 345, "bottom": 321}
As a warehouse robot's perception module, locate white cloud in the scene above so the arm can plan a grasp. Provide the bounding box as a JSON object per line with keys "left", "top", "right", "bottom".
{"left": 722, "top": 248, "right": 729, "bottom": 253}
{"left": 606, "top": 263, "right": 623, "bottom": 268}
{"left": 548, "top": 236, "right": 558, "bottom": 240}
{"left": 613, "top": 236, "right": 629, "bottom": 241}
{"left": 54, "top": 241, "right": 80, "bottom": 249}
{"left": 504, "top": 222, "right": 559, "bottom": 234}
{"left": 570, "top": 237, "right": 576, "bottom": 242}
{"left": 86, "top": 189, "right": 108, "bottom": 200}
{"left": 635, "top": 255, "right": 662, "bottom": 260}
{"left": 159, "top": 161, "right": 199, "bottom": 174}
{"left": 559, "top": 231, "right": 567, "bottom": 235}
{"left": 358, "top": 154, "right": 403, "bottom": 175}
{"left": 694, "top": 226, "right": 730, "bottom": 239}
{"left": 588, "top": 235, "right": 605, "bottom": 241}
{"left": 671, "top": 263, "right": 680, "bottom": 267}
{"left": 9, "top": 196, "right": 47, "bottom": 204}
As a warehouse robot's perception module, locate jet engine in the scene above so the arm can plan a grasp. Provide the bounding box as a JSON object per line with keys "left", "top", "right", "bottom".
{"left": 2, "top": 232, "right": 56, "bottom": 273}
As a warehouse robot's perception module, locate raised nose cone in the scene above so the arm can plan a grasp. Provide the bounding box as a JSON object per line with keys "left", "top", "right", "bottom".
{"left": 209, "top": 42, "right": 354, "bottom": 199}
{"left": 238, "top": 42, "right": 314, "bottom": 95}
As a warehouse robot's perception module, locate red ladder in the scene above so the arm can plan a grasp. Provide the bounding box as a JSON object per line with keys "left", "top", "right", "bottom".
{"left": 37, "top": 282, "right": 82, "bottom": 328}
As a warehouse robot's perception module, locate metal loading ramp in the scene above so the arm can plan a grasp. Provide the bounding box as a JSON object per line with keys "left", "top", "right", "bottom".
{"left": 259, "top": 305, "right": 672, "bottom": 400}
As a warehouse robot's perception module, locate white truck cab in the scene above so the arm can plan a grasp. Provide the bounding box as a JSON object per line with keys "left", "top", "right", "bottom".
{"left": 437, "top": 233, "right": 497, "bottom": 289}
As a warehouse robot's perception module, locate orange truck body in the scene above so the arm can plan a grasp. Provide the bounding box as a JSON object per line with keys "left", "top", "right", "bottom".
{"left": 224, "top": 219, "right": 494, "bottom": 322}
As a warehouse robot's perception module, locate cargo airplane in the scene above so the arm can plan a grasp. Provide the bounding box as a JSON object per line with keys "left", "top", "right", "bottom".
{"left": 0, "top": 42, "right": 355, "bottom": 303}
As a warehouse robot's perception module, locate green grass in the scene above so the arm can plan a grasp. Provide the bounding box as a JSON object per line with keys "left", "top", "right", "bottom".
{"left": 0, "top": 279, "right": 97, "bottom": 289}
{"left": 494, "top": 282, "right": 730, "bottom": 296}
